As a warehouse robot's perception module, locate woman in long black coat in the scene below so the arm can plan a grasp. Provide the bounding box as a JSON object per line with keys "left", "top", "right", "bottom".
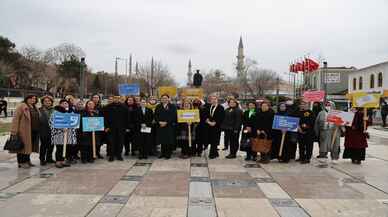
{"left": 134, "top": 98, "right": 154, "bottom": 159}
{"left": 155, "top": 94, "right": 177, "bottom": 159}
{"left": 271, "top": 103, "right": 292, "bottom": 163}
{"left": 124, "top": 96, "right": 138, "bottom": 156}
{"left": 255, "top": 101, "right": 274, "bottom": 164}
{"left": 192, "top": 99, "right": 208, "bottom": 157}
{"left": 242, "top": 101, "right": 257, "bottom": 161}
{"left": 80, "top": 100, "right": 100, "bottom": 163}
{"left": 206, "top": 95, "right": 225, "bottom": 159}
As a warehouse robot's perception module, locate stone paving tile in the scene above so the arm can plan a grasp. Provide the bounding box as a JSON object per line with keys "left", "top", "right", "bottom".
{"left": 149, "top": 159, "right": 190, "bottom": 172}
{"left": 271, "top": 174, "right": 365, "bottom": 199}
{"left": 191, "top": 157, "right": 207, "bottom": 164}
{"left": 86, "top": 203, "right": 123, "bottom": 217}
{"left": 108, "top": 180, "right": 139, "bottom": 196}
{"left": 215, "top": 198, "right": 280, "bottom": 217}
{"left": 246, "top": 168, "right": 272, "bottom": 178}
{"left": 134, "top": 171, "right": 189, "bottom": 197}
{"left": 1, "top": 177, "right": 46, "bottom": 193}
{"left": 100, "top": 195, "right": 129, "bottom": 204}
{"left": 212, "top": 179, "right": 265, "bottom": 198}
{"left": 71, "top": 159, "right": 136, "bottom": 170}
{"left": 126, "top": 166, "right": 149, "bottom": 176}
{"left": 117, "top": 196, "right": 187, "bottom": 217}
{"left": 346, "top": 183, "right": 388, "bottom": 199}
{"left": 190, "top": 167, "right": 209, "bottom": 177}
{"left": 257, "top": 183, "right": 291, "bottom": 199}
{"left": 208, "top": 164, "right": 246, "bottom": 173}
{"left": 210, "top": 172, "right": 254, "bottom": 180}
{"left": 296, "top": 199, "right": 388, "bottom": 217}
{"left": 189, "top": 181, "right": 212, "bottom": 198}
{"left": 188, "top": 197, "right": 217, "bottom": 217}
{"left": 27, "top": 168, "right": 127, "bottom": 194}
{"left": 274, "top": 207, "right": 310, "bottom": 217}
{"left": 0, "top": 193, "right": 102, "bottom": 217}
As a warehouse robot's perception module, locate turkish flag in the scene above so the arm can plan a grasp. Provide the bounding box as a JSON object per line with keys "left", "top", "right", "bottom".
{"left": 296, "top": 62, "right": 303, "bottom": 72}
{"left": 306, "top": 58, "right": 319, "bottom": 72}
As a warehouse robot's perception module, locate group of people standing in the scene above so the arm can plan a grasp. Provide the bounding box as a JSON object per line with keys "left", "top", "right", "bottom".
{"left": 9, "top": 93, "right": 369, "bottom": 169}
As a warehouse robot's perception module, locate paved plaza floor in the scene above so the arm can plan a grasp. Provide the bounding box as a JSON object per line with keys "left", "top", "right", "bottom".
{"left": 0, "top": 128, "right": 388, "bottom": 217}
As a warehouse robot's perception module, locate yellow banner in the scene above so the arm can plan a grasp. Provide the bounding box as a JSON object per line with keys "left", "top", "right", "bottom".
{"left": 352, "top": 92, "right": 381, "bottom": 108}
{"left": 158, "top": 86, "right": 177, "bottom": 98}
{"left": 180, "top": 88, "right": 204, "bottom": 99}
{"left": 177, "top": 109, "right": 200, "bottom": 123}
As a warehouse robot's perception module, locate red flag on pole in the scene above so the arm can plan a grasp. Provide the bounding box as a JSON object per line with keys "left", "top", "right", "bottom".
{"left": 306, "top": 58, "right": 319, "bottom": 72}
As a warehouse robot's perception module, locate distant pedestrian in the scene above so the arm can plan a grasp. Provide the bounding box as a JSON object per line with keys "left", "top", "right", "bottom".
{"left": 0, "top": 96, "right": 7, "bottom": 117}
{"left": 380, "top": 98, "right": 388, "bottom": 128}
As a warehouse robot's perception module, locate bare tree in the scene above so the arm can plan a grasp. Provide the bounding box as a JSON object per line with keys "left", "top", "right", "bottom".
{"left": 44, "top": 43, "right": 85, "bottom": 64}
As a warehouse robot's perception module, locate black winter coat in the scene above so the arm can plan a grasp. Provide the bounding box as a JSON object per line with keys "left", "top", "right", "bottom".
{"left": 104, "top": 103, "right": 129, "bottom": 130}
{"left": 255, "top": 109, "right": 274, "bottom": 139}
{"left": 154, "top": 103, "right": 177, "bottom": 145}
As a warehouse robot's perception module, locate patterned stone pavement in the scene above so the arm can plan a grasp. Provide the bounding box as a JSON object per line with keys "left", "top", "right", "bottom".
{"left": 0, "top": 129, "right": 388, "bottom": 217}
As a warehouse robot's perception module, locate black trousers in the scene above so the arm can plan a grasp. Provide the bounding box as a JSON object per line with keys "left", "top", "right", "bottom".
{"left": 225, "top": 130, "right": 240, "bottom": 156}
{"left": 223, "top": 130, "right": 229, "bottom": 149}
{"left": 0, "top": 108, "right": 7, "bottom": 117}
{"left": 124, "top": 131, "right": 136, "bottom": 154}
{"left": 298, "top": 133, "right": 314, "bottom": 161}
{"left": 161, "top": 143, "right": 172, "bottom": 158}
{"left": 137, "top": 133, "right": 151, "bottom": 158}
{"left": 17, "top": 153, "right": 30, "bottom": 164}
{"left": 382, "top": 113, "right": 387, "bottom": 127}
{"left": 192, "top": 143, "right": 203, "bottom": 155}
{"left": 108, "top": 128, "right": 125, "bottom": 158}
{"left": 209, "top": 129, "right": 221, "bottom": 158}
{"left": 55, "top": 145, "right": 64, "bottom": 162}
{"left": 39, "top": 136, "right": 54, "bottom": 162}
{"left": 81, "top": 145, "right": 93, "bottom": 161}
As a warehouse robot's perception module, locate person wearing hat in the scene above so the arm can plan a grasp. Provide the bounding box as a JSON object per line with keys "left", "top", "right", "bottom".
{"left": 39, "top": 95, "right": 55, "bottom": 165}
{"left": 10, "top": 94, "right": 40, "bottom": 168}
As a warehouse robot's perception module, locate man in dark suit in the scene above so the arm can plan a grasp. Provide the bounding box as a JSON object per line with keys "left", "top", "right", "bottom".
{"left": 206, "top": 95, "right": 225, "bottom": 159}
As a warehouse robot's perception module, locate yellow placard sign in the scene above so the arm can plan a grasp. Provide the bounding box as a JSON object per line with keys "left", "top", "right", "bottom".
{"left": 177, "top": 109, "right": 200, "bottom": 123}
{"left": 352, "top": 92, "right": 381, "bottom": 108}
{"left": 158, "top": 86, "right": 177, "bottom": 98}
{"left": 181, "top": 88, "right": 204, "bottom": 99}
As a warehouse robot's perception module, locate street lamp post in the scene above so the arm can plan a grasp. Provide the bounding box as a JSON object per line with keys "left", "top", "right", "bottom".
{"left": 80, "top": 57, "right": 86, "bottom": 100}
{"left": 323, "top": 61, "right": 328, "bottom": 103}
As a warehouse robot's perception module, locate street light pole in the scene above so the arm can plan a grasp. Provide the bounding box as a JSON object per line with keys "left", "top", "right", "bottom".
{"left": 80, "top": 57, "right": 85, "bottom": 100}
{"left": 276, "top": 76, "right": 280, "bottom": 107}
{"left": 323, "top": 61, "right": 328, "bottom": 103}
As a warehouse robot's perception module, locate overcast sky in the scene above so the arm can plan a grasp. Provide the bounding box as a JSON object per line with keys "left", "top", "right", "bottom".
{"left": 1, "top": 0, "right": 387, "bottom": 85}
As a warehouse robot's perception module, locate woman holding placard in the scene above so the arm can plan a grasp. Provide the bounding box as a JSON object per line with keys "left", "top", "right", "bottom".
{"left": 314, "top": 102, "right": 341, "bottom": 162}
{"left": 79, "top": 101, "right": 99, "bottom": 163}
{"left": 343, "top": 108, "right": 368, "bottom": 164}
{"left": 271, "top": 103, "right": 293, "bottom": 163}
{"left": 177, "top": 99, "right": 197, "bottom": 159}
{"left": 134, "top": 98, "right": 154, "bottom": 159}
{"left": 51, "top": 99, "right": 77, "bottom": 168}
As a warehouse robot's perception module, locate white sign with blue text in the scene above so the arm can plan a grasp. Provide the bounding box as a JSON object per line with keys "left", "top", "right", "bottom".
{"left": 52, "top": 112, "right": 80, "bottom": 129}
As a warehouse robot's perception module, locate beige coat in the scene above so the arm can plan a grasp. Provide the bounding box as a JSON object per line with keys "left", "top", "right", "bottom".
{"left": 10, "top": 103, "right": 39, "bottom": 154}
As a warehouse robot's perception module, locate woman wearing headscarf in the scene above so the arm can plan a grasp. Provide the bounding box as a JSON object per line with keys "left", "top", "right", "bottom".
{"left": 255, "top": 101, "right": 274, "bottom": 164}
{"left": 314, "top": 101, "right": 341, "bottom": 162}
{"left": 343, "top": 108, "right": 368, "bottom": 164}
{"left": 51, "top": 99, "right": 78, "bottom": 168}
{"left": 154, "top": 94, "right": 177, "bottom": 159}
{"left": 10, "top": 95, "right": 40, "bottom": 168}
{"left": 39, "top": 95, "right": 55, "bottom": 166}
{"left": 242, "top": 101, "right": 257, "bottom": 161}
{"left": 221, "top": 98, "right": 243, "bottom": 159}
{"left": 271, "top": 102, "right": 292, "bottom": 163}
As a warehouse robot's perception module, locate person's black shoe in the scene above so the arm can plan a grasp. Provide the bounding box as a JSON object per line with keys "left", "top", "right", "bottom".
{"left": 355, "top": 160, "right": 361, "bottom": 165}
{"left": 295, "top": 158, "right": 301, "bottom": 162}
{"left": 158, "top": 155, "right": 164, "bottom": 159}
{"left": 301, "top": 160, "right": 310, "bottom": 164}
{"left": 165, "top": 156, "right": 171, "bottom": 160}
{"left": 88, "top": 159, "right": 94, "bottom": 163}
{"left": 124, "top": 152, "right": 129, "bottom": 156}
{"left": 81, "top": 160, "right": 87, "bottom": 164}
{"left": 97, "top": 153, "right": 103, "bottom": 159}
{"left": 108, "top": 157, "right": 114, "bottom": 162}
{"left": 117, "top": 156, "right": 124, "bottom": 161}
{"left": 317, "top": 155, "right": 327, "bottom": 159}
{"left": 40, "top": 161, "right": 47, "bottom": 166}
{"left": 46, "top": 159, "right": 55, "bottom": 164}
{"left": 222, "top": 147, "right": 228, "bottom": 151}
{"left": 132, "top": 152, "right": 136, "bottom": 156}
{"left": 226, "top": 155, "right": 236, "bottom": 159}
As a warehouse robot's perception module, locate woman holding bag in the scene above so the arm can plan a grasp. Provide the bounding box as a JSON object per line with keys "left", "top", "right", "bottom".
{"left": 241, "top": 101, "right": 257, "bottom": 161}
{"left": 254, "top": 101, "right": 274, "bottom": 164}
{"left": 10, "top": 94, "right": 40, "bottom": 169}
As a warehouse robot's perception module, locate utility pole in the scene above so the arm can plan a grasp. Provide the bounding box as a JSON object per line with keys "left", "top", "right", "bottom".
{"left": 323, "top": 61, "right": 328, "bottom": 103}
{"left": 114, "top": 57, "right": 118, "bottom": 80}
{"left": 80, "top": 57, "right": 86, "bottom": 100}
{"left": 128, "top": 54, "right": 132, "bottom": 82}
{"left": 276, "top": 76, "right": 280, "bottom": 107}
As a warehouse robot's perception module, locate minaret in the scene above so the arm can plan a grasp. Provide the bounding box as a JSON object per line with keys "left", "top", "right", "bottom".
{"left": 236, "top": 36, "right": 245, "bottom": 77}
{"left": 187, "top": 59, "right": 193, "bottom": 86}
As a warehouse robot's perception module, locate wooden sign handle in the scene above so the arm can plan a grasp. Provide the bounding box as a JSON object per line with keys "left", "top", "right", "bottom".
{"left": 331, "top": 127, "right": 338, "bottom": 147}
{"left": 188, "top": 123, "right": 192, "bottom": 148}
{"left": 278, "top": 131, "right": 286, "bottom": 157}
{"left": 63, "top": 129, "right": 68, "bottom": 158}
{"left": 92, "top": 131, "right": 96, "bottom": 159}
{"left": 363, "top": 107, "right": 367, "bottom": 132}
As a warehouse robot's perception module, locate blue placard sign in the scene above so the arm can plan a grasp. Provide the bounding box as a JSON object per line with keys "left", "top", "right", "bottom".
{"left": 272, "top": 115, "right": 300, "bottom": 132}
{"left": 118, "top": 83, "right": 140, "bottom": 96}
{"left": 82, "top": 117, "right": 105, "bottom": 132}
{"left": 52, "top": 112, "right": 80, "bottom": 129}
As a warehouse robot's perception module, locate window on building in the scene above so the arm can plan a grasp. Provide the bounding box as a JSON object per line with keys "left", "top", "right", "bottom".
{"left": 359, "top": 76, "right": 363, "bottom": 90}
{"left": 370, "top": 74, "right": 375, "bottom": 89}
{"left": 378, "top": 72, "right": 383, "bottom": 87}
{"left": 353, "top": 78, "right": 357, "bottom": 90}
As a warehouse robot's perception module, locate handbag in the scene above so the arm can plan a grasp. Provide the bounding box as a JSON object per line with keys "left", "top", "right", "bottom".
{"left": 251, "top": 134, "right": 272, "bottom": 153}
{"left": 4, "top": 135, "right": 24, "bottom": 152}
{"left": 240, "top": 136, "right": 251, "bottom": 152}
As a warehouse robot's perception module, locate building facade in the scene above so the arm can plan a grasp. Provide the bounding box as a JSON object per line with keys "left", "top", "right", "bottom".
{"left": 348, "top": 61, "right": 388, "bottom": 97}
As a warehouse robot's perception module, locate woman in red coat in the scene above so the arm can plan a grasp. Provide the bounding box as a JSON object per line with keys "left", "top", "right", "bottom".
{"left": 343, "top": 108, "right": 368, "bottom": 164}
